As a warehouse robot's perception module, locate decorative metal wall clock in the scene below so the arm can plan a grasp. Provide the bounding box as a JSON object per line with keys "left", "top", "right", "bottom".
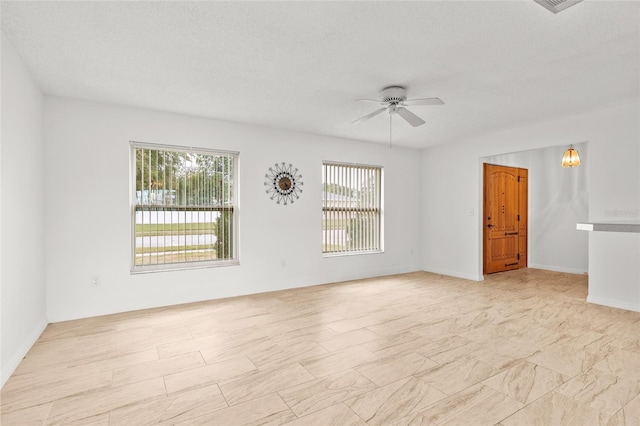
{"left": 264, "top": 162, "right": 303, "bottom": 205}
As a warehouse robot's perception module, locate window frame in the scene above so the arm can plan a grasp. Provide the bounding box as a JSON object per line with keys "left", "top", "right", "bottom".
{"left": 322, "top": 161, "right": 384, "bottom": 257}
{"left": 130, "top": 141, "right": 239, "bottom": 273}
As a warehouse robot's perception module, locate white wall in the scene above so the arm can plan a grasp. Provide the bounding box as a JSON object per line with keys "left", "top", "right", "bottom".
{"left": 44, "top": 97, "right": 423, "bottom": 322}
{"left": 422, "top": 102, "right": 640, "bottom": 283}
{"left": 483, "top": 143, "right": 589, "bottom": 274}
{"left": 1, "top": 34, "right": 47, "bottom": 386}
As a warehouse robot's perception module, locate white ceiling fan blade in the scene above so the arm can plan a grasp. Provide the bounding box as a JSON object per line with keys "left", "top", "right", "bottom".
{"left": 396, "top": 107, "right": 426, "bottom": 127}
{"left": 355, "top": 98, "right": 383, "bottom": 103}
{"left": 403, "top": 97, "right": 444, "bottom": 106}
{"left": 351, "top": 107, "right": 388, "bottom": 125}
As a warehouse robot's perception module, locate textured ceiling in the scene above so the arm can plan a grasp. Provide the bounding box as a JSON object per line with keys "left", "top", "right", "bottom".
{"left": 2, "top": 1, "right": 639, "bottom": 148}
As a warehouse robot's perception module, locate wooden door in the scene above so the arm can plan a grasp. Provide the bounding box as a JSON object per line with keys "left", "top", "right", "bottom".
{"left": 483, "top": 164, "right": 528, "bottom": 274}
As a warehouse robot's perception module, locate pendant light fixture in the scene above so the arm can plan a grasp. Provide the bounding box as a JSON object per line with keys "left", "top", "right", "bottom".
{"left": 562, "top": 145, "right": 581, "bottom": 168}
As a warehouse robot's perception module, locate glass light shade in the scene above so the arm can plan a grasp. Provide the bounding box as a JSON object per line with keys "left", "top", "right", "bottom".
{"left": 562, "top": 147, "right": 581, "bottom": 168}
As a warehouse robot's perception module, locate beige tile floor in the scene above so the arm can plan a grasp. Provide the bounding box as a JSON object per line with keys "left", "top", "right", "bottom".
{"left": 2, "top": 269, "right": 640, "bottom": 425}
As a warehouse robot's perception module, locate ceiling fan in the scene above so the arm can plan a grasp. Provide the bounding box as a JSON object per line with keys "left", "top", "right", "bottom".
{"left": 352, "top": 86, "right": 444, "bottom": 127}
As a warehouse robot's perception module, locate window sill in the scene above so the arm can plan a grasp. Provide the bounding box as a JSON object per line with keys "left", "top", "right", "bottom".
{"left": 322, "top": 250, "right": 384, "bottom": 258}
{"left": 131, "top": 259, "right": 239, "bottom": 274}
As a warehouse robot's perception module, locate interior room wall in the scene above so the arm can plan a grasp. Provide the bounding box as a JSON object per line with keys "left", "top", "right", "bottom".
{"left": 43, "top": 97, "right": 423, "bottom": 322}
{"left": 421, "top": 102, "right": 639, "bottom": 283}
{"left": 1, "top": 34, "right": 48, "bottom": 386}
{"left": 588, "top": 231, "right": 640, "bottom": 312}
{"left": 483, "top": 143, "right": 589, "bottom": 274}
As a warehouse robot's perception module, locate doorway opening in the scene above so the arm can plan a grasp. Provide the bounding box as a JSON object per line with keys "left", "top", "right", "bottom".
{"left": 479, "top": 143, "right": 589, "bottom": 279}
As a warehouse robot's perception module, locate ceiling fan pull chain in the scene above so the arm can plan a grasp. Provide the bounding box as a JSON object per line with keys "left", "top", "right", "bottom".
{"left": 389, "top": 114, "right": 392, "bottom": 149}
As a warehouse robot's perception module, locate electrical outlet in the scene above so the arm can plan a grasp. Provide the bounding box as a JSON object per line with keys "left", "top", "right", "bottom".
{"left": 91, "top": 275, "right": 100, "bottom": 287}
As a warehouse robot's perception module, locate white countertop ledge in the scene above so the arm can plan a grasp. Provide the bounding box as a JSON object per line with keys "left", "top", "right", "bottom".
{"left": 577, "top": 221, "right": 640, "bottom": 233}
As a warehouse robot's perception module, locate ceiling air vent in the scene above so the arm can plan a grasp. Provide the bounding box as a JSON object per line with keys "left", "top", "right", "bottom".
{"left": 534, "top": 0, "right": 583, "bottom": 14}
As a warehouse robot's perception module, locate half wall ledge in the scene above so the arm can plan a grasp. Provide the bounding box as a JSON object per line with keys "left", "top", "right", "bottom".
{"left": 577, "top": 221, "right": 640, "bottom": 233}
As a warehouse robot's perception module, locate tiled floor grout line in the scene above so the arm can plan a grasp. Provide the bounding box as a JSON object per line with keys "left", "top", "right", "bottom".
{"left": 216, "top": 382, "right": 232, "bottom": 410}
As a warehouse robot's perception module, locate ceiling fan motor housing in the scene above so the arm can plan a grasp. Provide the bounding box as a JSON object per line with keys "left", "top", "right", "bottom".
{"left": 380, "top": 86, "right": 407, "bottom": 104}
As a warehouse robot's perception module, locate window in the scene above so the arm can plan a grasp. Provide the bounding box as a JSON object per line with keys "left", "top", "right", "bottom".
{"left": 322, "top": 162, "right": 382, "bottom": 255}
{"left": 131, "top": 142, "right": 238, "bottom": 272}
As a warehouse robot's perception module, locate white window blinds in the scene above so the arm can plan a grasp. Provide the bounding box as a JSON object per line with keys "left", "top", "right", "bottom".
{"left": 322, "top": 162, "right": 382, "bottom": 254}
{"left": 131, "top": 142, "right": 238, "bottom": 272}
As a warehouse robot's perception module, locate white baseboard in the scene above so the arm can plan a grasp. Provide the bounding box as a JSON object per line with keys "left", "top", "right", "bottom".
{"left": 422, "top": 265, "right": 483, "bottom": 282}
{"left": 587, "top": 295, "right": 640, "bottom": 313}
{"left": 528, "top": 263, "right": 588, "bottom": 275}
{"left": 1, "top": 318, "right": 48, "bottom": 388}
